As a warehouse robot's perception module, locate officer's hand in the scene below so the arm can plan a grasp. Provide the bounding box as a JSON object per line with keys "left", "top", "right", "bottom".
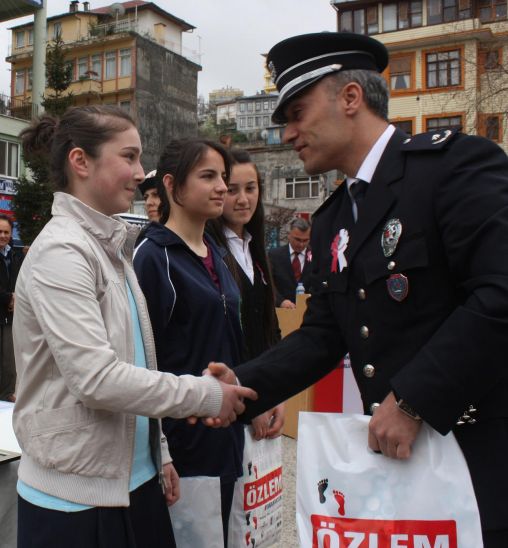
{"left": 368, "top": 392, "right": 422, "bottom": 459}
{"left": 279, "top": 299, "right": 296, "bottom": 309}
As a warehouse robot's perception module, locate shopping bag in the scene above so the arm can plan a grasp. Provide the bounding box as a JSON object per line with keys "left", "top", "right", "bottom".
{"left": 170, "top": 475, "right": 224, "bottom": 548}
{"left": 228, "top": 427, "right": 283, "bottom": 548}
{"left": 297, "top": 412, "right": 483, "bottom": 548}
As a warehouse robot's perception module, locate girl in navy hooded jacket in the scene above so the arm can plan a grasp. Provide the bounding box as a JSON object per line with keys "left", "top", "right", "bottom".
{"left": 133, "top": 139, "right": 245, "bottom": 545}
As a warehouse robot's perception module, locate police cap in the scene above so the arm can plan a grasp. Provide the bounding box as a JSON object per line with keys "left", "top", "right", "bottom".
{"left": 267, "top": 32, "right": 389, "bottom": 124}
{"left": 139, "top": 169, "right": 161, "bottom": 196}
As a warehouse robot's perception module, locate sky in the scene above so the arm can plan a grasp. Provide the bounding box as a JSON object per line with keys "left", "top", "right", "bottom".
{"left": 0, "top": 0, "right": 337, "bottom": 99}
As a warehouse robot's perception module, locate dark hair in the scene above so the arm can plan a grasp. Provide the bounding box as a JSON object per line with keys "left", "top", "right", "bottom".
{"left": 20, "top": 105, "right": 135, "bottom": 190}
{"left": 207, "top": 148, "right": 279, "bottom": 354}
{"left": 157, "top": 139, "right": 231, "bottom": 225}
{"left": 0, "top": 214, "right": 13, "bottom": 229}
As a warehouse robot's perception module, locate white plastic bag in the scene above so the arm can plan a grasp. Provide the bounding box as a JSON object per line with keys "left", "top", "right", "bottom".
{"left": 297, "top": 412, "right": 483, "bottom": 548}
{"left": 170, "top": 476, "right": 224, "bottom": 548}
{"left": 228, "top": 427, "right": 283, "bottom": 548}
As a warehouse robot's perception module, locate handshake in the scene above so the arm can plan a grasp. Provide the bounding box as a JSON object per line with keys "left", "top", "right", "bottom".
{"left": 189, "top": 362, "right": 284, "bottom": 439}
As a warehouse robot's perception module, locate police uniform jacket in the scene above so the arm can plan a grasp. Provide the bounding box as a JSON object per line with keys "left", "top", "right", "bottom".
{"left": 235, "top": 128, "right": 508, "bottom": 531}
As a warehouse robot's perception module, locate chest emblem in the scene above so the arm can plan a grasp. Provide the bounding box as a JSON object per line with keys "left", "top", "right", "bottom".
{"left": 382, "top": 218, "right": 402, "bottom": 257}
{"left": 331, "top": 228, "right": 349, "bottom": 273}
{"left": 387, "top": 273, "right": 409, "bottom": 302}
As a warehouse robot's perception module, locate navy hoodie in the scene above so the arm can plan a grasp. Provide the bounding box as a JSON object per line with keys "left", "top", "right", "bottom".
{"left": 134, "top": 223, "right": 244, "bottom": 480}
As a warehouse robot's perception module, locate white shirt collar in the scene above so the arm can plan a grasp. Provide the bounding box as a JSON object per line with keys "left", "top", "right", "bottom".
{"left": 346, "top": 124, "right": 396, "bottom": 190}
{"left": 0, "top": 244, "right": 11, "bottom": 257}
{"left": 223, "top": 226, "right": 254, "bottom": 283}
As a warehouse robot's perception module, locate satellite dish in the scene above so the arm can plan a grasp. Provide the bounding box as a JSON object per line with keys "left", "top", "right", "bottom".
{"left": 261, "top": 129, "right": 268, "bottom": 140}
{"left": 109, "top": 2, "right": 126, "bottom": 17}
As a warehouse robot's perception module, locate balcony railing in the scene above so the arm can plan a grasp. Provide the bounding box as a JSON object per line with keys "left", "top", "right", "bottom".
{"left": 0, "top": 93, "right": 35, "bottom": 120}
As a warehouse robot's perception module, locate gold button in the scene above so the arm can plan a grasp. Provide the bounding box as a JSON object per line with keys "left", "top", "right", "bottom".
{"left": 363, "top": 364, "right": 375, "bottom": 378}
{"left": 370, "top": 402, "right": 380, "bottom": 415}
{"left": 387, "top": 261, "right": 396, "bottom": 270}
{"left": 360, "top": 325, "right": 369, "bottom": 339}
{"left": 322, "top": 281, "right": 328, "bottom": 288}
{"left": 358, "top": 288, "right": 366, "bottom": 300}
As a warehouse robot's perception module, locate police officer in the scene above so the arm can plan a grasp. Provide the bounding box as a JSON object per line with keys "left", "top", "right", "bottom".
{"left": 207, "top": 31, "right": 508, "bottom": 547}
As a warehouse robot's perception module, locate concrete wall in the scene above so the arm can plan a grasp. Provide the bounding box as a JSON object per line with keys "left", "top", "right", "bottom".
{"left": 134, "top": 35, "right": 200, "bottom": 170}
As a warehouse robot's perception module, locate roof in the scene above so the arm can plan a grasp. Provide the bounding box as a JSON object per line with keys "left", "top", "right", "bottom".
{"left": 91, "top": 1, "right": 194, "bottom": 31}
{"left": 9, "top": 0, "right": 194, "bottom": 31}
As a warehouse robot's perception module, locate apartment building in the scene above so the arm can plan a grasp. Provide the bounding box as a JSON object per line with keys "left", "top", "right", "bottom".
{"left": 7, "top": 0, "right": 202, "bottom": 168}
{"left": 331, "top": 0, "right": 508, "bottom": 151}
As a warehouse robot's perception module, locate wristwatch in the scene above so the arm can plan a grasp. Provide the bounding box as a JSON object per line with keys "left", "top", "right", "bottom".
{"left": 396, "top": 399, "right": 422, "bottom": 421}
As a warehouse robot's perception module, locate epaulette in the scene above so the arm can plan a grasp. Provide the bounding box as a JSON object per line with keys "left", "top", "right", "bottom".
{"left": 312, "top": 185, "right": 344, "bottom": 218}
{"left": 401, "top": 128, "right": 460, "bottom": 151}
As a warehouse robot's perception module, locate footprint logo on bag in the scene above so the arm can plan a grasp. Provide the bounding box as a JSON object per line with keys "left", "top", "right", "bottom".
{"left": 317, "top": 479, "right": 346, "bottom": 516}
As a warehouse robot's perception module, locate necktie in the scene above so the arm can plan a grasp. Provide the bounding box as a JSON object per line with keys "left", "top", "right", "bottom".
{"left": 350, "top": 179, "right": 369, "bottom": 221}
{"left": 291, "top": 252, "right": 301, "bottom": 281}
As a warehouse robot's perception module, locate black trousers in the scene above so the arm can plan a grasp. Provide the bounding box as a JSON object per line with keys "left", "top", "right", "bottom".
{"left": 18, "top": 475, "right": 176, "bottom": 548}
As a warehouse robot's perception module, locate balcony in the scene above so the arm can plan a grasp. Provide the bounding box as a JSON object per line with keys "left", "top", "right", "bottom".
{"left": 71, "top": 75, "right": 102, "bottom": 96}
{"left": 0, "top": 93, "right": 35, "bottom": 121}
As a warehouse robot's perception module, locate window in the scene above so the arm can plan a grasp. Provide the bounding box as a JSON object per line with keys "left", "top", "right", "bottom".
{"left": 28, "top": 30, "right": 33, "bottom": 46}
{"left": 270, "top": 100, "right": 276, "bottom": 109}
{"left": 255, "top": 102, "right": 261, "bottom": 112}
{"left": 426, "top": 49, "right": 461, "bottom": 88}
{"left": 392, "top": 119, "right": 413, "bottom": 135}
{"left": 247, "top": 117, "right": 254, "bottom": 127}
{"left": 27, "top": 68, "right": 33, "bottom": 91}
{"left": 105, "top": 51, "right": 117, "bottom": 79}
{"left": 15, "top": 70, "right": 25, "bottom": 95}
{"left": 78, "top": 57, "right": 88, "bottom": 79}
{"left": 247, "top": 102, "right": 253, "bottom": 112}
{"left": 479, "top": 114, "right": 502, "bottom": 141}
{"left": 0, "top": 140, "right": 20, "bottom": 178}
{"left": 389, "top": 55, "right": 413, "bottom": 90}
{"left": 263, "top": 101, "right": 269, "bottom": 110}
{"left": 91, "top": 54, "right": 102, "bottom": 79}
{"left": 240, "top": 118, "right": 245, "bottom": 128}
{"left": 263, "top": 116, "right": 269, "bottom": 125}
{"left": 383, "top": 1, "right": 422, "bottom": 31}
{"left": 239, "top": 103, "right": 246, "bottom": 113}
{"left": 285, "top": 176, "right": 320, "bottom": 199}
{"left": 383, "top": 4, "right": 398, "bottom": 31}
{"left": 255, "top": 116, "right": 261, "bottom": 127}
{"left": 340, "top": 8, "right": 376, "bottom": 34}
{"left": 426, "top": 115, "right": 462, "bottom": 131}
{"left": 119, "top": 48, "right": 131, "bottom": 77}
{"left": 53, "top": 22, "right": 62, "bottom": 39}
{"left": 478, "top": 0, "right": 506, "bottom": 21}
{"left": 428, "top": 0, "right": 471, "bottom": 23}
{"left": 15, "top": 31, "right": 25, "bottom": 49}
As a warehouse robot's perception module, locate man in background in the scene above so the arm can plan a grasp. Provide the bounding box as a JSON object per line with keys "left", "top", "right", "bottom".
{"left": 0, "top": 214, "right": 23, "bottom": 401}
{"left": 268, "top": 217, "right": 311, "bottom": 308}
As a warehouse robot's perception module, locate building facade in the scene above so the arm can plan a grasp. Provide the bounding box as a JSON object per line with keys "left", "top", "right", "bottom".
{"left": 331, "top": 0, "right": 508, "bottom": 151}
{"left": 7, "top": 0, "right": 201, "bottom": 168}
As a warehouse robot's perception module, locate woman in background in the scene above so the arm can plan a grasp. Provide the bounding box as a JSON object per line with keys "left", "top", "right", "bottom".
{"left": 207, "top": 148, "right": 284, "bottom": 440}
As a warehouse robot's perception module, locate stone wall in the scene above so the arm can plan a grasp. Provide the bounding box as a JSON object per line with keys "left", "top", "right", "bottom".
{"left": 134, "top": 35, "right": 200, "bottom": 170}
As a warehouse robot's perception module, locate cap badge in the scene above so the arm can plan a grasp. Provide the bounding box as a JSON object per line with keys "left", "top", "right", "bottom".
{"left": 381, "top": 218, "right": 402, "bottom": 257}
{"left": 267, "top": 61, "right": 277, "bottom": 84}
{"left": 331, "top": 228, "right": 349, "bottom": 273}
